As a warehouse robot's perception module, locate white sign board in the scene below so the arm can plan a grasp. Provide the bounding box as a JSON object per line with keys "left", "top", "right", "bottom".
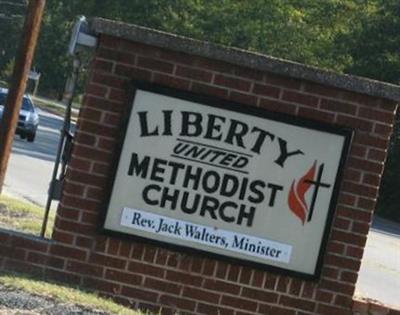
{"left": 103, "top": 84, "right": 352, "bottom": 278}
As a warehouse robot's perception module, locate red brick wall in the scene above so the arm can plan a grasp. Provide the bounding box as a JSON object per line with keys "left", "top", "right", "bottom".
{"left": 0, "top": 34, "right": 398, "bottom": 315}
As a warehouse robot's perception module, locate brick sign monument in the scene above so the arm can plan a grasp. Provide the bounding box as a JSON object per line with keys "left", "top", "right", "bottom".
{"left": 0, "top": 18, "right": 399, "bottom": 315}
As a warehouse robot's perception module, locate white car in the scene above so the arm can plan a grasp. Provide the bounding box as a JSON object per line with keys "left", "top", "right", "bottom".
{"left": 0, "top": 88, "right": 40, "bottom": 142}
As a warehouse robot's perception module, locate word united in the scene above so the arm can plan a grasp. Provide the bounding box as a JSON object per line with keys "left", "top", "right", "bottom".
{"left": 127, "top": 110, "right": 306, "bottom": 228}
{"left": 138, "top": 110, "right": 304, "bottom": 167}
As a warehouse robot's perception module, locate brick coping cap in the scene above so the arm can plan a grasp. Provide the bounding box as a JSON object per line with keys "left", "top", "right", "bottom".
{"left": 91, "top": 17, "right": 400, "bottom": 103}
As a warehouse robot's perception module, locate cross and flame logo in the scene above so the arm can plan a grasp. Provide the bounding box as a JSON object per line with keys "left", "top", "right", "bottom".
{"left": 288, "top": 161, "right": 332, "bottom": 225}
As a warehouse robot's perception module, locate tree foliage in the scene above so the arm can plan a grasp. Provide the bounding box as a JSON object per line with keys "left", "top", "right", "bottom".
{"left": 340, "top": 0, "right": 400, "bottom": 222}
{"left": 2, "top": 0, "right": 370, "bottom": 94}
{"left": 0, "top": 0, "right": 26, "bottom": 74}
{"left": 343, "top": 0, "right": 400, "bottom": 83}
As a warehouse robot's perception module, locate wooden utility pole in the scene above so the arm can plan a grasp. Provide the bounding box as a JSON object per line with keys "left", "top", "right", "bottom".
{"left": 0, "top": 0, "right": 45, "bottom": 193}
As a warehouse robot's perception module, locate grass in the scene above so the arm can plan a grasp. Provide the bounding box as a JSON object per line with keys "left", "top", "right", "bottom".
{"left": 31, "top": 95, "right": 80, "bottom": 120}
{"left": 0, "top": 196, "right": 150, "bottom": 314}
{"left": 0, "top": 194, "right": 55, "bottom": 238}
{"left": 32, "top": 96, "right": 67, "bottom": 117}
{"left": 0, "top": 79, "right": 80, "bottom": 119}
{"left": 0, "top": 272, "right": 145, "bottom": 315}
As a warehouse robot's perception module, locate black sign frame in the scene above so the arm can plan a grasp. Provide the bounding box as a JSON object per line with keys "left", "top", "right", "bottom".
{"left": 99, "top": 80, "right": 354, "bottom": 280}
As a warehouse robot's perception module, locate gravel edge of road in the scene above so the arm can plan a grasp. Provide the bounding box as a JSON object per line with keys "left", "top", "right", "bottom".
{"left": 0, "top": 283, "right": 110, "bottom": 315}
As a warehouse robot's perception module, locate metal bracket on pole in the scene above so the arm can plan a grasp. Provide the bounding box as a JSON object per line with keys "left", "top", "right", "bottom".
{"left": 40, "top": 16, "right": 97, "bottom": 238}
{"left": 40, "top": 55, "right": 80, "bottom": 238}
{"left": 68, "top": 16, "right": 97, "bottom": 56}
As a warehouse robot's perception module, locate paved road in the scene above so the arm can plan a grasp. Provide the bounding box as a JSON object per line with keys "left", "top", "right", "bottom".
{"left": 4, "top": 109, "right": 64, "bottom": 207}
{"left": 355, "top": 217, "right": 400, "bottom": 308}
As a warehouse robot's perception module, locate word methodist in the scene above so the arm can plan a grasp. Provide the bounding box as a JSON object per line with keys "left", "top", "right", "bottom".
{"left": 103, "top": 85, "right": 352, "bottom": 277}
